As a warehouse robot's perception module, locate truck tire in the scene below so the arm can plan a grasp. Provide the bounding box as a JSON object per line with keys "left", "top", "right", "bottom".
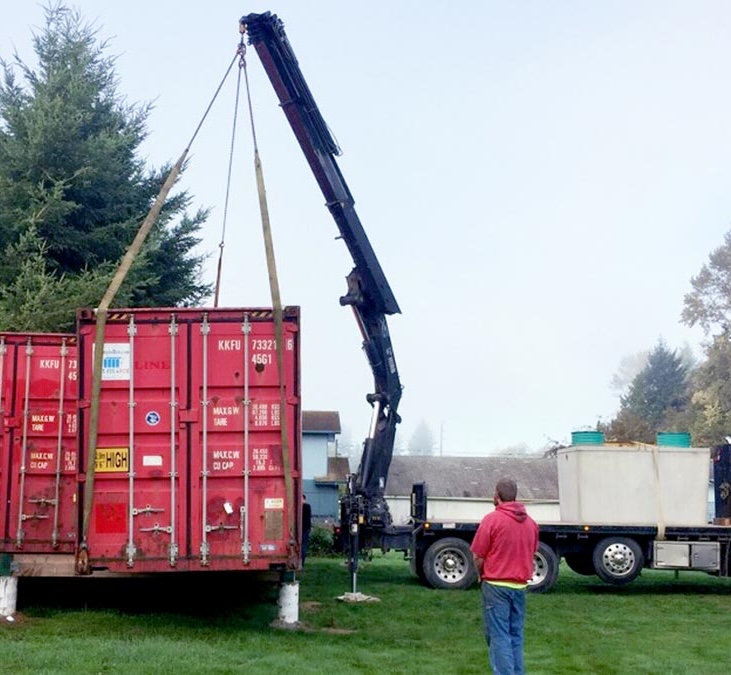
{"left": 563, "top": 553, "right": 596, "bottom": 576}
{"left": 592, "top": 537, "right": 644, "bottom": 585}
{"left": 422, "top": 537, "right": 477, "bottom": 590}
{"left": 528, "top": 541, "right": 559, "bottom": 593}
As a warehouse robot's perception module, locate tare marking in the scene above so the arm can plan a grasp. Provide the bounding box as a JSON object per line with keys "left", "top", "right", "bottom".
{"left": 212, "top": 405, "right": 241, "bottom": 428}
{"left": 31, "top": 413, "right": 56, "bottom": 432}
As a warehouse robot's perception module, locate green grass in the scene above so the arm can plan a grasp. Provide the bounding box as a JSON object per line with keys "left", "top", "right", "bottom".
{"left": 2, "top": 556, "right": 731, "bottom": 674}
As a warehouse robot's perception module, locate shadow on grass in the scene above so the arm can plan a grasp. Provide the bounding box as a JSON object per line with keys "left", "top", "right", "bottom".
{"left": 581, "top": 581, "right": 731, "bottom": 596}
{"left": 550, "top": 570, "right": 731, "bottom": 597}
{"left": 300, "top": 553, "right": 424, "bottom": 592}
{"left": 14, "top": 556, "right": 415, "bottom": 629}
{"left": 17, "top": 571, "right": 281, "bottom": 618}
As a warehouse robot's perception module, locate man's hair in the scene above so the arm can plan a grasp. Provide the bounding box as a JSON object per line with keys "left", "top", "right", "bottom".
{"left": 495, "top": 477, "right": 518, "bottom": 502}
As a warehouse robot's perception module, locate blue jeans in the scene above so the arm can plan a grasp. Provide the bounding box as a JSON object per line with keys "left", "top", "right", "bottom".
{"left": 481, "top": 582, "right": 526, "bottom": 675}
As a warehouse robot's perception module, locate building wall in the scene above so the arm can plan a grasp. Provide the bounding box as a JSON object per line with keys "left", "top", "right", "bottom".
{"left": 302, "top": 428, "right": 341, "bottom": 519}
{"left": 302, "top": 434, "right": 328, "bottom": 479}
{"left": 303, "top": 479, "right": 340, "bottom": 520}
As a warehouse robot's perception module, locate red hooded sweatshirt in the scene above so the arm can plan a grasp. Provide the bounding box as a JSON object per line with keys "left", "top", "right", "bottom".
{"left": 470, "top": 501, "right": 539, "bottom": 585}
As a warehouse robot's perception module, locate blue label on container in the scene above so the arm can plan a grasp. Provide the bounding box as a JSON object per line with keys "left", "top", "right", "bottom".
{"left": 145, "top": 411, "right": 161, "bottom": 426}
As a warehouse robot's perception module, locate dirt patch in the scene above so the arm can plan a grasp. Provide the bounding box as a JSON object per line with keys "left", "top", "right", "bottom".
{"left": 320, "top": 626, "right": 356, "bottom": 635}
{"left": 0, "top": 611, "right": 27, "bottom": 627}
{"left": 270, "top": 618, "right": 356, "bottom": 635}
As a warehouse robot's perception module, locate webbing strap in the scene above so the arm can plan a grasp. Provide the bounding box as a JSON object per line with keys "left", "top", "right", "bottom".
{"left": 81, "top": 154, "right": 187, "bottom": 560}
{"left": 78, "top": 51, "right": 240, "bottom": 570}
{"left": 242, "top": 50, "right": 296, "bottom": 552}
{"left": 214, "top": 40, "right": 247, "bottom": 307}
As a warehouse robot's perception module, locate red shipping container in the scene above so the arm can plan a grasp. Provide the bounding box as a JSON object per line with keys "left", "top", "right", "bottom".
{"left": 0, "top": 333, "right": 78, "bottom": 554}
{"left": 77, "top": 307, "right": 302, "bottom": 574}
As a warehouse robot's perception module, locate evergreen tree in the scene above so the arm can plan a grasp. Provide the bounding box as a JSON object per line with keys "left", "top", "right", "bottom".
{"left": 605, "top": 340, "right": 690, "bottom": 443}
{"left": 681, "top": 230, "right": 731, "bottom": 444}
{"left": 686, "top": 336, "right": 731, "bottom": 445}
{"left": 407, "top": 420, "right": 436, "bottom": 456}
{"left": 0, "top": 4, "right": 210, "bottom": 330}
{"left": 682, "top": 231, "right": 731, "bottom": 336}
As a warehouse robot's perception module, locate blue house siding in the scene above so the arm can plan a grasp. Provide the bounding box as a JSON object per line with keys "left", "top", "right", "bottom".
{"left": 301, "top": 410, "right": 344, "bottom": 520}
{"left": 302, "top": 435, "right": 328, "bottom": 479}
{"left": 303, "top": 479, "right": 340, "bottom": 520}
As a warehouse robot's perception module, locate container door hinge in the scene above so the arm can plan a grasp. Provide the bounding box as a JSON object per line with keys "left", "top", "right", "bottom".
{"left": 126, "top": 543, "right": 137, "bottom": 567}
{"left": 200, "top": 541, "right": 210, "bottom": 566}
{"left": 168, "top": 543, "right": 179, "bottom": 567}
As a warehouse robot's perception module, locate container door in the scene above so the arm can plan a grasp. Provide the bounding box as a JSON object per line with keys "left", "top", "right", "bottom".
{"left": 188, "top": 312, "right": 300, "bottom": 569}
{"left": 0, "top": 336, "right": 10, "bottom": 547}
{"left": 86, "top": 315, "right": 186, "bottom": 569}
{"left": 81, "top": 307, "right": 301, "bottom": 573}
{"left": 4, "top": 337, "right": 78, "bottom": 552}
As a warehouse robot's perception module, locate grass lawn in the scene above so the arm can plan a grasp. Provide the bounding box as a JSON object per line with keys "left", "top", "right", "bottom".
{"left": 2, "top": 554, "right": 730, "bottom": 674}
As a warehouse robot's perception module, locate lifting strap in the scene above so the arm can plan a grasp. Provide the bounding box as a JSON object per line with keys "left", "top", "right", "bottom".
{"left": 77, "top": 51, "right": 242, "bottom": 572}
{"left": 213, "top": 40, "right": 246, "bottom": 307}
{"left": 240, "top": 37, "right": 297, "bottom": 557}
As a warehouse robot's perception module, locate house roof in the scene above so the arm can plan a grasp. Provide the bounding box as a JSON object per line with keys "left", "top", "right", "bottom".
{"left": 385, "top": 455, "right": 558, "bottom": 500}
{"left": 302, "top": 410, "right": 341, "bottom": 434}
{"left": 315, "top": 456, "right": 351, "bottom": 483}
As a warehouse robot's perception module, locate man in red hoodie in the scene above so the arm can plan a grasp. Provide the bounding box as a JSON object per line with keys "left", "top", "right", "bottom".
{"left": 470, "top": 478, "right": 539, "bottom": 675}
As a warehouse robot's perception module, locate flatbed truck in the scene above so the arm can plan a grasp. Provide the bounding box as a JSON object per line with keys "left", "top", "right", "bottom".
{"left": 404, "top": 445, "right": 731, "bottom": 592}
{"left": 410, "top": 516, "right": 731, "bottom": 592}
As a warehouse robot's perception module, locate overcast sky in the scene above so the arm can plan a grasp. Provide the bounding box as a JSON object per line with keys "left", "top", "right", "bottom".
{"left": 4, "top": 1, "right": 730, "bottom": 454}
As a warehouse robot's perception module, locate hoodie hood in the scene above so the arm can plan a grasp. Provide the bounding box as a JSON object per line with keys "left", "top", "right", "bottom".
{"left": 496, "top": 501, "right": 528, "bottom": 522}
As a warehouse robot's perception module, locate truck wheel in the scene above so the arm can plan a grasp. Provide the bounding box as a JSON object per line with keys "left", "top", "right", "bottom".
{"left": 422, "top": 537, "right": 477, "bottom": 590}
{"left": 528, "top": 542, "right": 559, "bottom": 593}
{"left": 592, "top": 537, "right": 644, "bottom": 585}
{"left": 563, "top": 553, "right": 596, "bottom": 576}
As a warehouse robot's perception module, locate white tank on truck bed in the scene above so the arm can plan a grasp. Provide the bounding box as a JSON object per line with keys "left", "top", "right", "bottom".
{"left": 557, "top": 444, "right": 710, "bottom": 526}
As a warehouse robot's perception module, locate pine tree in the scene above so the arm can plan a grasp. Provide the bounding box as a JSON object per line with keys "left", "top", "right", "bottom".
{"left": 606, "top": 340, "right": 690, "bottom": 443}
{"left": 0, "top": 4, "right": 210, "bottom": 330}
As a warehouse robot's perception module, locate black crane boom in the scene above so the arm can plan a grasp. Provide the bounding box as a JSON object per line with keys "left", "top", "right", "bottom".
{"left": 240, "top": 12, "right": 403, "bottom": 542}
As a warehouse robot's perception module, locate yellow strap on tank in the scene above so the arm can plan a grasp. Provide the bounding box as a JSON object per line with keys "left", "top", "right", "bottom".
{"left": 650, "top": 443, "right": 666, "bottom": 541}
